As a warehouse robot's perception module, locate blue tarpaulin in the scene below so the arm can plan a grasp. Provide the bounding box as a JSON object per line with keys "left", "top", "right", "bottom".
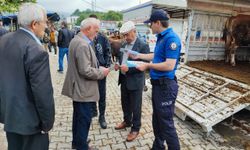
{"left": 0, "top": 11, "right": 60, "bottom": 25}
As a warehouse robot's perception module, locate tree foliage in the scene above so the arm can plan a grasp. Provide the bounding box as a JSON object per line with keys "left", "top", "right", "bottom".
{"left": 73, "top": 9, "right": 122, "bottom": 25}
{"left": 0, "top": 0, "right": 36, "bottom": 13}
{"left": 102, "top": 11, "right": 122, "bottom": 21}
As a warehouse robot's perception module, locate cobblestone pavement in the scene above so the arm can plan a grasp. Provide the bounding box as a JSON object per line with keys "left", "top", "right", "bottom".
{"left": 0, "top": 53, "right": 244, "bottom": 150}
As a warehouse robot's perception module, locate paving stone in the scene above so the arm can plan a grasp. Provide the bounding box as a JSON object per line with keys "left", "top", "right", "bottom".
{"left": 125, "top": 140, "right": 140, "bottom": 148}
{"left": 135, "top": 145, "right": 151, "bottom": 150}
{"left": 192, "top": 144, "right": 204, "bottom": 150}
{"left": 98, "top": 145, "right": 112, "bottom": 150}
{"left": 91, "top": 139, "right": 103, "bottom": 146}
{"left": 0, "top": 53, "right": 244, "bottom": 150}
{"left": 94, "top": 133, "right": 108, "bottom": 141}
{"left": 111, "top": 142, "right": 127, "bottom": 149}
{"left": 139, "top": 138, "right": 153, "bottom": 147}
{"left": 59, "top": 131, "right": 72, "bottom": 137}
{"left": 102, "top": 138, "right": 115, "bottom": 146}
{"left": 100, "top": 128, "right": 114, "bottom": 134}
{"left": 56, "top": 142, "right": 71, "bottom": 149}
{"left": 51, "top": 136, "right": 66, "bottom": 142}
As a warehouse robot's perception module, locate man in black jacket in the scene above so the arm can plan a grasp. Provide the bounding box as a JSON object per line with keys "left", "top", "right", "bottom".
{"left": 57, "top": 21, "right": 74, "bottom": 72}
{"left": 89, "top": 14, "right": 112, "bottom": 129}
{"left": 114, "top": 21, "right": 150, "bottom": 142}
{"left": 0, "top": 3, "right": 55, "bottom": 150}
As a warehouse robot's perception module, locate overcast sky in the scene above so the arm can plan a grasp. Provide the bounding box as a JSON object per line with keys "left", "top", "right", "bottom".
{"left": 37, "top": 0, "right": 151, "bottom": 15}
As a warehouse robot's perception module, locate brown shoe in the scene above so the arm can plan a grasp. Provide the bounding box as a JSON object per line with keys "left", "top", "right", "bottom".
{"left": 126, "top": 131, "right": 139, "bottom": 142}
{"left": 115, "top": 121, "right": 131, "bottom": 130}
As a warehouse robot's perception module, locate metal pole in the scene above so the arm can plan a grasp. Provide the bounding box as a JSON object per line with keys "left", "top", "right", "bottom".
{"left": 184, "top": 10, "right": 194, "bottom": 64}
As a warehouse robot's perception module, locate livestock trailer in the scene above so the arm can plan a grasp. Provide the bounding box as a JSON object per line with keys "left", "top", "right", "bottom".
{"left": 122, "top": 0, "right": 250, "bottom": 133}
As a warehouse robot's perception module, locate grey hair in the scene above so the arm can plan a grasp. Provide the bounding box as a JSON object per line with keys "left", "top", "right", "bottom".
{"left": 80, "top": 18, "right": 100, "bottom": 30}
{"left": 18, "top": 3, "right": 46, "bottom": 27}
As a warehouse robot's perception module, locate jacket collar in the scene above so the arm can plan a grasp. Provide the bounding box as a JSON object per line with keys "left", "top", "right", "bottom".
{"left": 17, "top": 29, "right": 42, "bottom": 45}
{"left": 77, "top": 32, "right": 93, "bottom": 45}
{"left": 122, "top": 37, "right": 140, "bottom": 51}
{"left": 157, "top": 27, "right": 172, "bottom": 38}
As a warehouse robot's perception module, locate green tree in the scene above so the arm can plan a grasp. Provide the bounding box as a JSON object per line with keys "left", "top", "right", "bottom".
{"left": 71, "top": 9, "right": 81, "bottom": 16}
{"left": 71, "top": 9, "right": 123, "bottom": 22}
{"left": 76, "top": 14, "right": 86, "bottom": 26}
{"left": 102, "top": 11, "right": 122, "bottom": 21}
{"left": 0, "top": 0, "right": 36, "bottom": 13}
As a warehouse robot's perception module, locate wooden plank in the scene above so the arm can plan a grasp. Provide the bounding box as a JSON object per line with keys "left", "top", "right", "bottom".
{"left": 175, "top": 65, "right": 250, "bottom": 130}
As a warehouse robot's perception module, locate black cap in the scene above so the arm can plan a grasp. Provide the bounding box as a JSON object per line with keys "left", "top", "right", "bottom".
{"left": 144, "top": 9, "right": 169, "bottom": 23}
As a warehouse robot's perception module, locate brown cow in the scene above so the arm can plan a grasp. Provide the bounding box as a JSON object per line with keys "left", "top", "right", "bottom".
{"left": 109, "top": 34, "right": 123, "bottom": 63}
{"left": 223, "top": 15, "right": 250, "bottom": 66}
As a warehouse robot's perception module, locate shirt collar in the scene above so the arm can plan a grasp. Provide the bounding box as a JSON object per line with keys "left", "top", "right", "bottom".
{"left": 82, "top": 35, "right": 92, "bottom": 45}
{"left": 20, "top": 27, "right": 42, "bottom": 45}
{"left": 126, "top": 37, "right": 137, "bottom": 45}
{"left": 157, "top": 27, "right": 172, "bottom": 38}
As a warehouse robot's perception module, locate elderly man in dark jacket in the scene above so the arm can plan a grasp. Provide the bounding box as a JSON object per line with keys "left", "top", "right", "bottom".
{"left": 89, "top": 14, "right": 112, "bottom": 129}
{"left": 0, "top": 3, "right": 55, "bottom": 150}
{"left": 114, "top": 21, "right": 150, "bottom": 142}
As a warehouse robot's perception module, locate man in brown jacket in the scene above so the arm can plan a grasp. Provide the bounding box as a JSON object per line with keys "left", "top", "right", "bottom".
{"left": 62, "top": 18, "right": 109, "bottom": 150}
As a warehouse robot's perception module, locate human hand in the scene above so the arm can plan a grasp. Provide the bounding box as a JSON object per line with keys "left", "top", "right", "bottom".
{"left": 114, "top": 63, "right": 120, "bottom": 71}
{"left": 120, "top": 64, "right": 129, "bottom": 73}
{"left": 100, "top": 66, "right": 110, "bottom": 76}
{"left": 136, "top": 62, "right": 149, "bottom": 71}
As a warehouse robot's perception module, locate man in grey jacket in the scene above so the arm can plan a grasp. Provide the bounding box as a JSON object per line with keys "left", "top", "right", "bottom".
{"left": 0, "top": 3, "right": 55, "bottom": 150}
{"left": 62, "top": 18, "right": 109, "bottom": 150}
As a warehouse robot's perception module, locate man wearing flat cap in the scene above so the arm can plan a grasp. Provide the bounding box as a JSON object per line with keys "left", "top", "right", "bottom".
{"left": 114, "top": 21, "right": 149, "bottom": 142}
{"left": 130, "top": 9, "right": 181, "bottom": 150}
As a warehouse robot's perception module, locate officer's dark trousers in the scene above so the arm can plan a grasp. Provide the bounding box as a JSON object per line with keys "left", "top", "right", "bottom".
{"left": 120, "top": 83, "right": 142, "bottom": 132}
{"left": 72, "top": 101, "right": 93, "bottom": 150}
{"left": 151, "top": 79, "right": 180, "bottom": 150}
{"left": 6, "top": 132, "right": 49, "bottom": 150}
{"left": 92, "top": 78, "right": 107, "bottom": 118}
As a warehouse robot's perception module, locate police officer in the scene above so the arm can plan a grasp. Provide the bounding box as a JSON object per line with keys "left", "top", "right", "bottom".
{"left": 131, "top": 9, "right": 181, "bottom": 150}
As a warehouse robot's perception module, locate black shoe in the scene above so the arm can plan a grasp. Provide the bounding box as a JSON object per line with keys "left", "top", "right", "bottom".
{"left": 99, "top": 118, "right": 107, "bottom": 129}
{"left": 72, "top": 139, "right": 91, "bottom": 149}
{"left": 72, "top": 144, "right": 76, "bottom": 149}
{"left": 57, "top": 69, "right": 63, "bottom": 73}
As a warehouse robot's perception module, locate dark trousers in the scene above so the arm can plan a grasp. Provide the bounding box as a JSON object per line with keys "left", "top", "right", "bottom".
{"left": 92, "top": 78, "right": 106, "bottom": 118}
{"left": 48, "top": 42, "right": 57, "bottom": 54}
{"left": 6, "top": 132, "right": 49, "bottom": 150}
{"left": 58, "top": 47, "right": 68, "bottom": 71}
{"left": 151, "top": 79, "right": 180, "bottom": 150}
{"left": 72, "top": 101, "right": 93, "bottom": 150}
{"left": 120, "top": 83, "right": 143, "bottom": 132}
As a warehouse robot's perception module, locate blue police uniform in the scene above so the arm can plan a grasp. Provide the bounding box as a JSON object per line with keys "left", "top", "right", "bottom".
{"left": 150, "top": 27, "right": 181, "bottom": 150}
